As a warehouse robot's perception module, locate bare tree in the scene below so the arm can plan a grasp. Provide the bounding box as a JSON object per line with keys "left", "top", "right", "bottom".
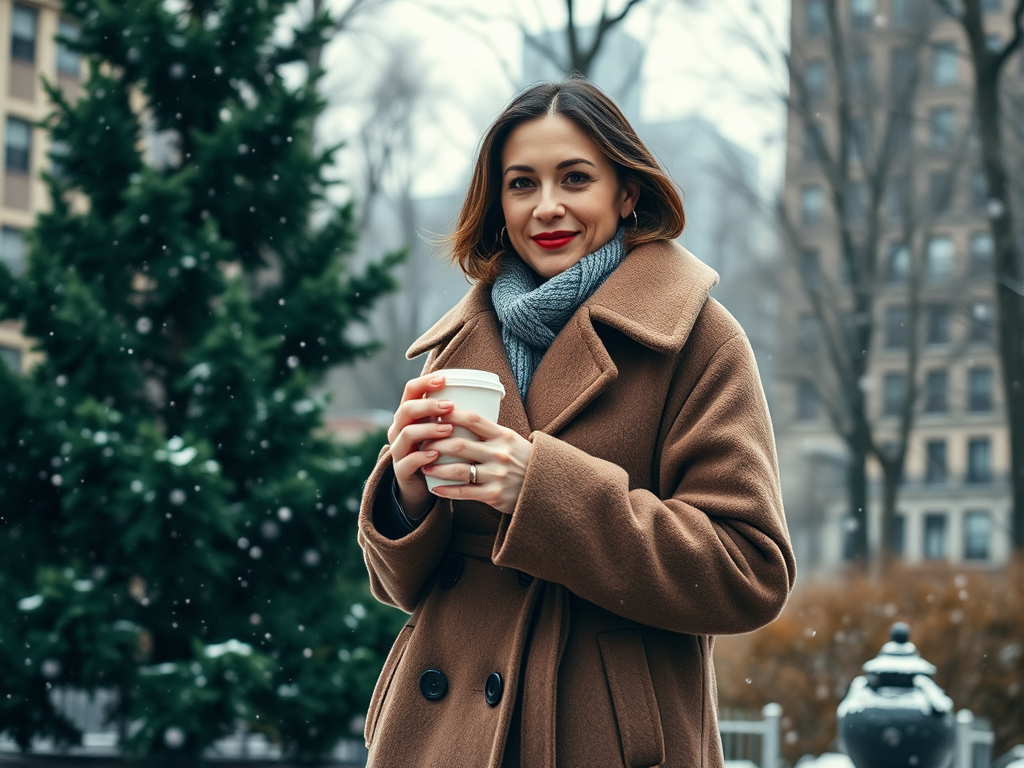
{"left": 932, "top": 0, "right": 1024, "bottom": 551}
{"left": 728, "top": 0, "right": 979, "bottom": 564}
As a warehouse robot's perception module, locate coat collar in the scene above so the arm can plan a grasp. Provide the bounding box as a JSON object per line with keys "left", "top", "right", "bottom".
{"left": 406, "top": 239, "right": 719, "bottom": 435}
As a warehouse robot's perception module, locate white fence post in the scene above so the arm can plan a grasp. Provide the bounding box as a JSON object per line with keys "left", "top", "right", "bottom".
{"left": 761, "top": 702, "right": 782, "bottom": 768}
{"left": 955, "top": 709, "right": 974, "bottom": 768}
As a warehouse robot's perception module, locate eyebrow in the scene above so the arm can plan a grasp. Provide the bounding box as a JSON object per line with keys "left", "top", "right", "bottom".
{"left": 502, "top": 158, "right": 597, "bottom": 176}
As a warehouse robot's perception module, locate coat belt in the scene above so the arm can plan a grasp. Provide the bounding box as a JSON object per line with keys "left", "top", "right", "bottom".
{"left": 449, "top": 531, "right": 572, "bottom": 768}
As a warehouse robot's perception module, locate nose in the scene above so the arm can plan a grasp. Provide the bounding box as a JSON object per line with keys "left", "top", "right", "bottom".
{"left": 533, "top": 185, "right": 565, "bottom": 221}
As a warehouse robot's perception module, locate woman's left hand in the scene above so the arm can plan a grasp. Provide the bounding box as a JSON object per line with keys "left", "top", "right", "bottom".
{"left": 421, "top": 409, "right": 533, "bottom": 516}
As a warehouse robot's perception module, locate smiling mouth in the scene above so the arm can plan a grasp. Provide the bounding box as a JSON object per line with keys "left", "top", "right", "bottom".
{"left": 531, "top": 231, "right": 578, "bottom": 250}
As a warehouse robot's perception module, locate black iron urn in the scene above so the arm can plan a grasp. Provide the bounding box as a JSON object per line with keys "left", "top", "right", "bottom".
{"left": 837, "top": 622, "right": 955, "bottom": 768}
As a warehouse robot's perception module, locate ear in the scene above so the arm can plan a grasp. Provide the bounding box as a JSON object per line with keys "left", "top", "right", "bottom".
{"left": 620, "top": 179, "right": 640, "bottom": 217}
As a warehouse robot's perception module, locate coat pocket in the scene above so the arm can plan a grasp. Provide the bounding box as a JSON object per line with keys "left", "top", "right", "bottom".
{"left": 364, "top": 624, "right": 412, "bottom": 748}
{"left": 598, "top": 628, "right": 666, "bottom": 768}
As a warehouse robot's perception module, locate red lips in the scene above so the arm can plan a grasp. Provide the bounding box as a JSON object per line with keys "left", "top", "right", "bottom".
{"left": 531, "top": 231, "right": 578, "bottom": 250}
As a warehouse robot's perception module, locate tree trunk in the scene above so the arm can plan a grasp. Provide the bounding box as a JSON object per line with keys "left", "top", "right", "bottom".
{"left": 963, "top": 0, "right": 1024, "bottom": 551}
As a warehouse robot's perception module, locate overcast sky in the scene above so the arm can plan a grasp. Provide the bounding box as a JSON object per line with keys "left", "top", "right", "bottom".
{"left": 311, "top": 0, "right": 792, "bottom": 200}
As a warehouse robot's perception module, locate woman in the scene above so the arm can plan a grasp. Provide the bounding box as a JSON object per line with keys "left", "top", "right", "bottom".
{"left": 357, "top": 77, "right": 795, "bottom": 768}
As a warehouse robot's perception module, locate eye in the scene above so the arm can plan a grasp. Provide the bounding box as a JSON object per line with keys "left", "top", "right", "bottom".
{"left": 564, "top": 171, "right": 592, "bottom": 185}
{"left": 508, "top": 176, "right": 534, "bottom": 190}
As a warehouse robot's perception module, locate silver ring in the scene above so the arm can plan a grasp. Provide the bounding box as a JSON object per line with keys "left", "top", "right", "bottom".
{"left": 469, "top": 464, "right": 477, "bottom": 484}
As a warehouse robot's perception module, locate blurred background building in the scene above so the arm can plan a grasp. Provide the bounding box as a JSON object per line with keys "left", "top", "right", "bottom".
{"left": 775, "top": 0, "right": 1013, "bottom": 572}
{"left": 0, "top": 0, "right": 79, "bottom": 371}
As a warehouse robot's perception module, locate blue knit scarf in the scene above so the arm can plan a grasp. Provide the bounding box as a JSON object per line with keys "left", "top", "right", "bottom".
{"left": 491, "top": 228, "right": 626, "bottom": 399}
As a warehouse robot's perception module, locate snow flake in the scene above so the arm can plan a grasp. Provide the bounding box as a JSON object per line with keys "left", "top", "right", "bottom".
{"left": 169, "top": 489, "right": 187, "bottom": 505}
{"left": 180, "top": 255, "right": 197, "bottom": 269}
{"left": 131, "top": 479, "right": 144, "bottom": 493}
{"left": 287, "top": 356, "right": 299, "bottom": 369}
{"left": 136, "top": 317, "right": 152, "bottom": 334}
{"left": 277, "top": 507, "right": 292, "bottom": 522}
{"left": 72, "top": 579, "right": 93, "bottom": 592}
{"left": 204, "top": 639, "right": 252, "bottom": 658}
{"left": 249, "top": 546, "right": 262, "bottom": 559}
{"left": 18, "top": 595, "right": 43, "bottom": 611}
{"left": 163, "top": 726, "right": 185, "bottom": 749}
{"left": 302, "top": 549, "right": 320, "bottom": 567}
{"left": 40, "top": 659, "right": 62, "bottom": 679}
{"left": 93, "top": 431, "right": 109, "bottom": 445}
{"left": 260, "top": 520, "right": 279, "bottom": 540}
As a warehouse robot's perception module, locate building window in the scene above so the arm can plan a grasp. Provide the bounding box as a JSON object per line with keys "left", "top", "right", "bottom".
{"left": 807, "top": 0, "right": 827, "bottom": 36}
{"left": 0, "top": 345, "right": 22, "bottom": 373}
{"left": 929, "top": 107, "right": 956, "bottom": 149}
{"left": 923, "top": 513, "right": 948, "bottom": 560}
{"left": 885, "top": 305, "right": 909, "bottom": 349}
{"left": 969, "top": 232, "right": 993, "bottom": 275}
{"left": 0, "top": 227, "right": 27, "bottom": 277}
{"left": 967, "top": 438, "right": 992, "bottom": 483}
{"left": 57, "top": 19, "right": 81, "bottom": 77}
{"left": 893, "top": 0, "right": 913, "bottom": 27}
{"left": 890, "top": 112, "right": 913, "bottom": 155}
{"left": 799, "top": 248, "right": 821, "bottom": 289}
{"left": 887, "top": 176, "right": 908, "bottom": 222}
{"left": 925, "top": 440, "right": 947, "bottom": 484}
{"left": 803, "top": 123, "right": 825, "bottom": 162}
{"left": 968, "top": 367, "right": 994, "bottom": 412}
{"left": 963, "top": 511, "right": 992, "bottom": 560}
{"left": 929, "top": 171, "right": 953, "bottom": 213}
{"left": 851, "top": 0, "right": 876, "bottom": 29}
{"left": 10, "top": 3, "right": 38, "bottom": 63}
{"left": 926, "top": 304, "right": 951, "bottom": 345}
{"left": 893, "top": 513, "right": 906, "bottom": 557}
{"left": 801, "top": 185, "right": 824, "bottom": 226}
{"left": 883, "top": 372, "right": 907, "bottom": 416}
{"left": 798, "top": 313, "right": 820, "bottom": 353}
{"left": 851, "top": 53, "right": 873, "bottom": 95}
{"left": 970, "top": 168, "right": 987, "bottom": 210}
{"left": 982, "top": 0, "right": 1002, "bottom": 10}
{"left": 932, "top": 43, "right": 958, "bottom": 86}
{"left": 797, "top": 380, "right": 819, "bottom": 420}
{"left": 847, "top": 119, "right": 871, "bottom": 164}
{"left": 5, "top": 117, "right": 33, "bottom": 174}
{"left": 886, "top": 242, "right": 910, "bottom": 282}
{"left": 890, "top": 48, "right": 915, "bottom": 97}
{"left": 847, "top": 181, "right": 867, "bottom": 224}
{"left": 805, "top": 60, "right": 827, "bottom": 100}
{"left": 926, "top": 236, "right": 954, "bottom": 281}
{"left": 969, "top": 300, "right": 994, "bottom": 344}
{"left": 923, "top": 369, "right": 948, "bottom": 413}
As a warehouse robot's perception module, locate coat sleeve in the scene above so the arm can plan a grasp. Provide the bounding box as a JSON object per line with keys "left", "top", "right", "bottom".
{"left": 357, "top": 444, "right": 453, "bottom": 613}
{"left": 491, "top": 332, "right": 796, "bottom": 636}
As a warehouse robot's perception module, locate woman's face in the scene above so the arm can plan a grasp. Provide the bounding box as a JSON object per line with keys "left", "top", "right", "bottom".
{"left": 500, "top": 114, "right": 638, "bottom": 281}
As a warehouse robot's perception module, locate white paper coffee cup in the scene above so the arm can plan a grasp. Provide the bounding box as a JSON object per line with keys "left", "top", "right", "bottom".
{"left": 422, "top": 368, "right": 506, "bottom": 491}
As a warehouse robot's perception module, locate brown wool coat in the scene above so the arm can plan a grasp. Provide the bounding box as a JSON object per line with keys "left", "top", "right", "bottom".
{"left": 357, "top": 239, "right": 796, "bottom": 768}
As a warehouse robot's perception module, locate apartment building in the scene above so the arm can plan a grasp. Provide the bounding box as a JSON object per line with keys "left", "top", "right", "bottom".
{"left": 0, "top": 0, "right": 80, "bottom": 372}
{"left": 777, "top": 0, "right": 1013, "bottom": 570}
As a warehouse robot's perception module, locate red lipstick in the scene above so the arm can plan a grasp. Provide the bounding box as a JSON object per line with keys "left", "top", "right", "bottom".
{"left": 531, "top": 231, "right": 578, "bottom": 250}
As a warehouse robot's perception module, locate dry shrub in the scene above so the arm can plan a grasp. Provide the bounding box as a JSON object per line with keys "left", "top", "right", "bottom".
{"left": 715, "top": 557, "right": 1024, "bottom": 764}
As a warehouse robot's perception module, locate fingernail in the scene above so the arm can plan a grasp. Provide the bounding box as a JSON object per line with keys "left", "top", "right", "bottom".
{"left": 431, "top": 375, "right": 444, "bottom": 384}
{"left": 426, "top": 450, "right": 438, "bottom": 457}
{"left": 439, "top": 400, "right": 453, "bottom": 410}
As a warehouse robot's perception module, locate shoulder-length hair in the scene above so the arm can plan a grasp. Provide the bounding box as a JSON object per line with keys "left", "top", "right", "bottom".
{"left": 448, "top": 76, "right": 685, "bottom": 284}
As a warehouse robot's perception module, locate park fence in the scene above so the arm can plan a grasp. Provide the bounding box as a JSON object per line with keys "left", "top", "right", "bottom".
{"left": 0, "top": 690, "right": 1003, "bottom": 767}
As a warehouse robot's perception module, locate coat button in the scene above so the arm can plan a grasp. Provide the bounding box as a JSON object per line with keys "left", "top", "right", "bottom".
{"left": 439, "top": 555, "right": 464, "bottom": 589}
{"left": 485, "top": 672, "right": 503, "bottom": 706}
{"left": 516, "top": 570, "right": 533, "bottom": 587}
{"left": 419, "top": 669, "right": 448, "bottom": 701}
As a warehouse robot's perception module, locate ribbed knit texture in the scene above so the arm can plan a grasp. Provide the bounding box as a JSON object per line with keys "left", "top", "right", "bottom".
{"left": 491, "top": 228, "right": 626, "bottom": 399}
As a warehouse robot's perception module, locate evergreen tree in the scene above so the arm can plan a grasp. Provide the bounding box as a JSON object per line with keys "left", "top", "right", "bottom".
{"left": 0, "top": 0, "right": 405, "bottom": 759}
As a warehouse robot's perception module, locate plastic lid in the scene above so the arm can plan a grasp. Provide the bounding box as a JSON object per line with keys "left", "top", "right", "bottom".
{"left": 435, "top": 368, "right": 506, "bottom": 396}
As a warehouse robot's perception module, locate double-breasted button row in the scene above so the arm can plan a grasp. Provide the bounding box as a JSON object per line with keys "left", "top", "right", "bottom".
{"left": 418, "top": 669, "right": 503, "bottom": 706}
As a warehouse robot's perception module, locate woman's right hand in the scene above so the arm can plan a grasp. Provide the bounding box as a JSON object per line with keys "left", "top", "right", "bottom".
{"left": 386, "top": 373, "right": 454, "bottom": 520}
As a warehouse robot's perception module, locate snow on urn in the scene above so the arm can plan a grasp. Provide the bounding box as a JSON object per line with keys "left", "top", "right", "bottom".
{"left": 837, "top": 622, "right": 955, "bottom": 768}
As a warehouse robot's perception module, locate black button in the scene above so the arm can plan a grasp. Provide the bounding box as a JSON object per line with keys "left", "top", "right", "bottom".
{"left": 439, "top": 555, "right": 464, "bottom": 589}
{"left": 485, "top": 672, "right": 503, "bottom": 706}
{"left": 420, "top": 669, "right": 448, "bottom": 701}
{"left": 516, "top": 570, "right": 533, "bottom": 587}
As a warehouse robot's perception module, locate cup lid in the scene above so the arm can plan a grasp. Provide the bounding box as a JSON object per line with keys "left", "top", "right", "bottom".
{"left": 435, "top": 368, "right": 506, "bottom": 396}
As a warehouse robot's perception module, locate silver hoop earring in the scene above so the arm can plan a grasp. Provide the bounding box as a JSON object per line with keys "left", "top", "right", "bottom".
{"left": 632, "top": 210, "right": 638, "bottom": 228}
{"left": 500, "top": 226, "right": 508, "bottom": 245}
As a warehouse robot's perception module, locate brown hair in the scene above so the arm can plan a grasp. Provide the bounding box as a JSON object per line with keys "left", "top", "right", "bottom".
{"left": 448, "top": 76, "right": 686, "bottom": 284}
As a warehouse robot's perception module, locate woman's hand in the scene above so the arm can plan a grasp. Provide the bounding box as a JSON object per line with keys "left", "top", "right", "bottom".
{"left": 387, "top": 373, "right": 456, "bottom": 519}
{"left": 420, "top": 410, "right": 534, "bottom": 516}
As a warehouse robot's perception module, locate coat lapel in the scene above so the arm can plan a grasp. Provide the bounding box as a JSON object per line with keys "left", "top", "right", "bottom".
{"left": 406, "top": 240, "right": 719, "bottom": 439}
